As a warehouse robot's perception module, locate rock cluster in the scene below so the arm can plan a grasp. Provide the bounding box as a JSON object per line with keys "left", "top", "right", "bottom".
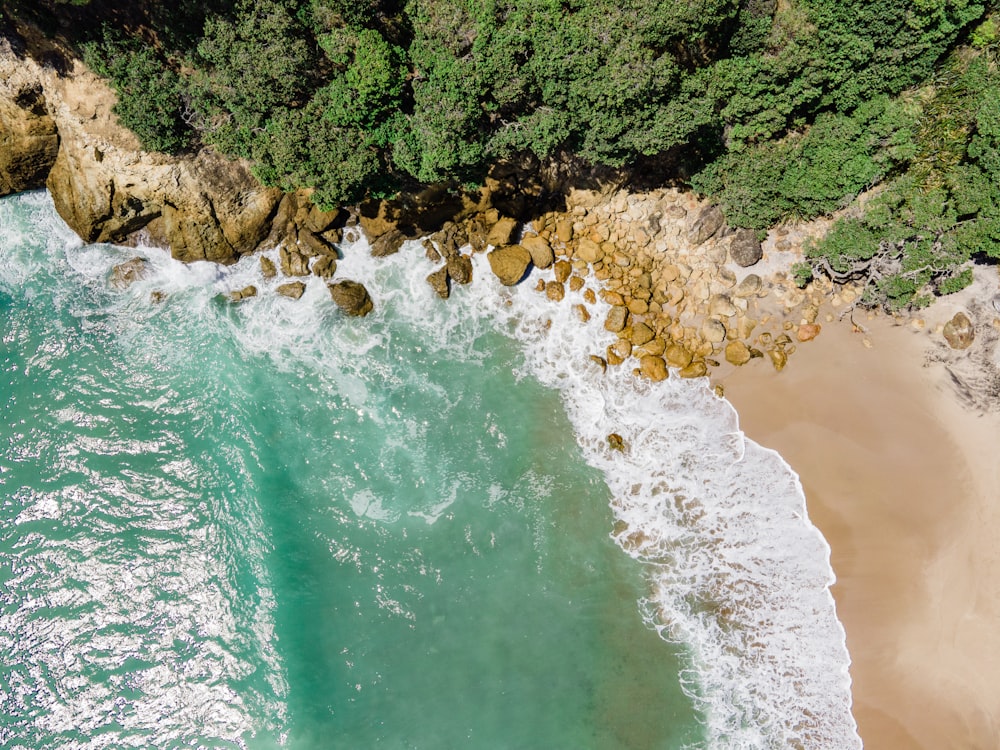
{"left": 499, "top": 188, "right": 829, "bottom": 380}
{"left": 357, "top": 184, "right": 837, "bottom": 382}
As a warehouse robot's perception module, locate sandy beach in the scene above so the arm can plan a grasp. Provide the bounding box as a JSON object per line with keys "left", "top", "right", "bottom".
{"left": 719, "top": 290, "right": 1000, "bottom": 749}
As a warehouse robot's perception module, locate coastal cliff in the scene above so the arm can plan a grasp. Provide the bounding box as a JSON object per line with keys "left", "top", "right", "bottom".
{"left": 0, "top": 28, "right": 280, "bottom": 264}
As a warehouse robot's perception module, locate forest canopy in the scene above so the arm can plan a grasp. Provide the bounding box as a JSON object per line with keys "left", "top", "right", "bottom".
{"left": 4, "top": 0, "right": 998, "bottom": 309}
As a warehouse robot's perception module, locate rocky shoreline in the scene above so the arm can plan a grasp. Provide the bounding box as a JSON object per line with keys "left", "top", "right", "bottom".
{"left": 2, "top": 21, "right": 994, "bottom": 387}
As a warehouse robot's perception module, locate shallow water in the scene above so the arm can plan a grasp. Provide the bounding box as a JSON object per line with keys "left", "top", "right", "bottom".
{"left": 1, "top": 192, "right": 713, "bottom": 749}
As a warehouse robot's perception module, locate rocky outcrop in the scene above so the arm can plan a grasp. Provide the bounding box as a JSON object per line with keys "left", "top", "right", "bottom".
{"left": 0, "top": 82, "right": 58, "bottom": 195}
{"left": 0, "top": 33, "right": 281, "bottom": 264}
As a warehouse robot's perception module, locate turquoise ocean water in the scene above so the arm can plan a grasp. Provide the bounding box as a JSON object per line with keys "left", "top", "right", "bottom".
{"left": 0, "top": 191, "right": 861, "bottom": 749}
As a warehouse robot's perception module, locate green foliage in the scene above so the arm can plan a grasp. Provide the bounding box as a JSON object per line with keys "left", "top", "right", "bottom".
{"left": 801, "top": 53, "right": 1000, "bottom": 310}
{"left": 82, "top": 32, "right": 188, "bottom": 153}
{"left": 971, "top": 15, "right": 999, "bottom": 47}
{"left": 692, "top": 97, "right": 915, "bottom": 229}
{"left": 937, "top": 266, "right": 974, "bottom": 294}
{"left": 251, "top": 99, "right": 382, "bottom": 207}
{"left": 191, "top": 0, "right": 316, "bottom": 156}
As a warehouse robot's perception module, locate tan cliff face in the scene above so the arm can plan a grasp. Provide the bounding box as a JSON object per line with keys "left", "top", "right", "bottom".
{"left": 0, "top": 31, "right": 282, "bottom": 263}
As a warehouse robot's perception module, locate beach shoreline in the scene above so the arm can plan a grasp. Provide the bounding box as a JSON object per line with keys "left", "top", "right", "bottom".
{"left": 719, "top": 286, "right": 1000, "bottom": 749}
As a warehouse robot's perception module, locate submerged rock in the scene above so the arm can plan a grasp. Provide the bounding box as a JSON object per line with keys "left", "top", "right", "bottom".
{"left": 109, "top": 257, "right": 148, "bottom": 289}
{"left": 329, "top": 280, "right": 374, "bottom": 317}
{"left": 733, "top": 273, "right": 762, "bottom": 298}
{"left": 725, "top": 340, "right": 752, "bottom": 366}
{"left": 796, "top": 323, "right": 821, "bottom": 342}
{"left": 260, "top": 255, "right": 277, "bottom": 278}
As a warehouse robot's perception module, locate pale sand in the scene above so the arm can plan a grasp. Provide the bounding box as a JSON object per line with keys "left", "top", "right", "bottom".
{"left": 718, "top": 307, "right": 1000, "bottom": 749}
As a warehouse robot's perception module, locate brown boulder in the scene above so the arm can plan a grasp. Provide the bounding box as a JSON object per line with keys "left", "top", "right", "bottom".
{"left": 575, "top": 238, "right": 604, "bottom": 264}
{"left": 604, "top": 305, "right": 629, "bottom": 333}
{"left": 427, "top": 265, "right": 450, "bottom": 299}
{"left": 229, "top": 285, "right": 257, "bottom": 301}
{"left": 679, "top": 361, "right": 708, "bottom": 379}
{"left": 522, "top": 235, "right": 554, "bottom": 269}
{"left": 725, "top": 340, "right": 752, "bottom": 366}
{"left": 311, "top": 255, "right": 338, "bottom": 279}
{"left": 545, "top": 281, "right": 565, "bottom": 302}
{"left": 298, "top": 228, "right": 337, "bottom": 257}
{"left": 665, "top": 345, "right": 693, "bottom": 369}
{"left": 276, "top": 281, "right": 306, "bottom": 299}
{"left": 488, "top": 244, "right": 532, "bottom": 285}
{"left": 640, "top": 355, "right": 669, "bottom": 382}
{"left": 630, "top": 322, "right": 655, "bottom": 346}
{"left": 486, "top": 216, "right": 519, "bottom": 247}
{"left": 447, "top": 253, "right": 473, "bottom": 285}
{"left": 688, "top": 205, "right": 725, "bottom": 245}
{"left": 280, "top": 246, "right": 310, "bottom": 276}
{"left": 303, "top": 202, "right": 346, "bottom": 234}
{"left": 553, "top": 259, "right": 572, "bottom": 283}
{"left": 943, "top": 312, "right": 975, "bottom": 349}
{"left": 555, "top": 219, "right": 574, "bottom": 243}
{"left": 730, "top": 228, "right": 763, "bottom": 267}
{"left": 260, "top": 255, "right": 277, "bottom": 278}
{"left": 370, "top": 228, "right": 406, "bottom": 257}
{"left": 329, "top": 280, "right": 374, "bottom": 317}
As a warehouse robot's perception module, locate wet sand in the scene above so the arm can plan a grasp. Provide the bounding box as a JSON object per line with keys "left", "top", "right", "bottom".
{"left": 719, "top": 309, "right": 1000, "bottom": 749}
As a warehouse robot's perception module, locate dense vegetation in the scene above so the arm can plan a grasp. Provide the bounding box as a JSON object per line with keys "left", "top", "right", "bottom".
{"left": 3, "top": 0, "right": 998, "bottom": 309}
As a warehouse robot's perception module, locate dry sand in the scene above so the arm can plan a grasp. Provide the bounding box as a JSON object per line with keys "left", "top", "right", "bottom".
{"left": 718, "top": 292, "right": 1000, "bottom": 749}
